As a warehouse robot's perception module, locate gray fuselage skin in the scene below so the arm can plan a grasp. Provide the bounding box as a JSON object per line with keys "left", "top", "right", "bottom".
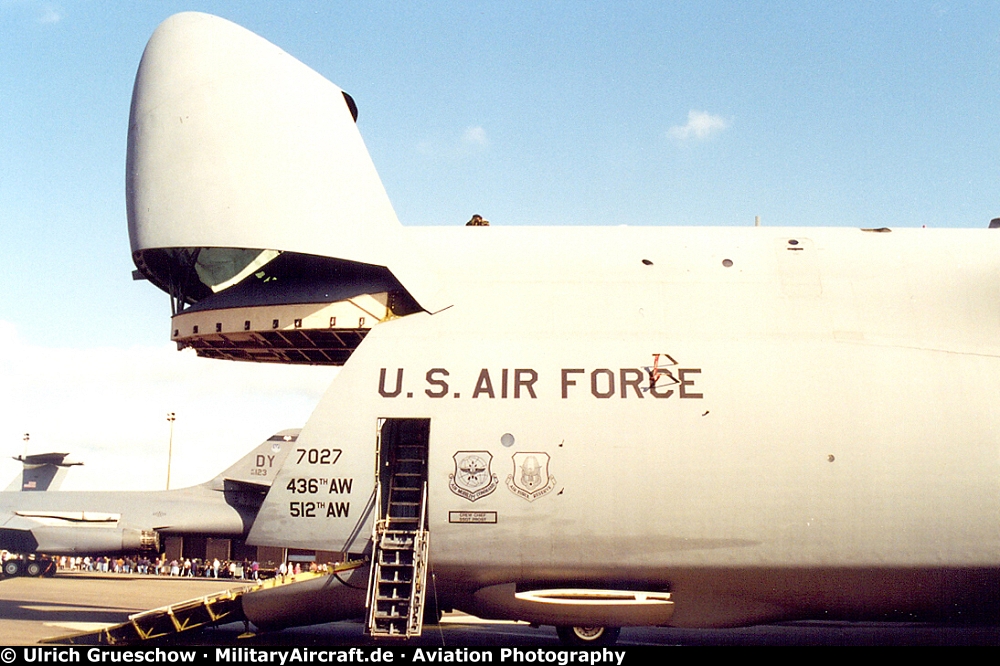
{"left": 251, "top": 225, "right": 1000, "bottom": 627}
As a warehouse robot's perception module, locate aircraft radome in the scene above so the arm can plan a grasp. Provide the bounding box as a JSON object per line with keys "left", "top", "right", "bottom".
{"left": 124, "top": 12, "right": 1000, "bottom": 645}
{"left": 0, "top": 430, "right": 296, "bottom": 576}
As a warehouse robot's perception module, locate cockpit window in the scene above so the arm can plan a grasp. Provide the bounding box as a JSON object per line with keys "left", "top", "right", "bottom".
{"left": 194, "top": 248, "right": 281, "bottom": 293}
{"left": 133, "top": 248, "right": 420, "bottom": 317}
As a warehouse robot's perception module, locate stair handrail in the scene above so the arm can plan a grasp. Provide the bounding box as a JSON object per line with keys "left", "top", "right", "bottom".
{"left": 418, "top": 481, "right": 429, "bottom": 533}
{"left": 366, "top": 420, "right": 389, "bottom": 618}
{"left": 406, "top": 480, "right": 431, "bottom": 636}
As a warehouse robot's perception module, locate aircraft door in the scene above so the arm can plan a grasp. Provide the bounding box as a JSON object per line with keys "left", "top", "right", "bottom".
{"left": 374, "top": 418, "right": 430, "bottom": 532}
{"left": 367, "top": 418, "right": 431, "bottom": 637}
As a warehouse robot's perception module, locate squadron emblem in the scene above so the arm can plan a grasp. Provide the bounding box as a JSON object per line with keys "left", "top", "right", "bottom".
{"left": 449, "top": 451, "right": 499, "bottom": 502}
{"left": 506, "top": 452, "right": 557, "bottom": 501}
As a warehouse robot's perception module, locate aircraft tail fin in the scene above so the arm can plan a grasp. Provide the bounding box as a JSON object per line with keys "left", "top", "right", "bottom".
{"left": 5, "top": 453, "right": 82, "bottom": 492}
{"left": 205, "top": 430, "right": 299, "bottom": 490}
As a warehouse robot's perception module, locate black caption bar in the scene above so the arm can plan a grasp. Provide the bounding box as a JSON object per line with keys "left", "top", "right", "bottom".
{"left": 9, "top": 647, "right": 634, "bottom": 666}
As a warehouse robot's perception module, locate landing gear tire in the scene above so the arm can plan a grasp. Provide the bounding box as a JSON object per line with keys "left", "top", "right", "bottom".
{"left": 25, "top": 561, "right": 43, "bottom": 577}
{"left": 3, "top": 561, "right": 22, "bottom": 577}
{"left": 556, "top": 626, "right": 621, "bottom": 646}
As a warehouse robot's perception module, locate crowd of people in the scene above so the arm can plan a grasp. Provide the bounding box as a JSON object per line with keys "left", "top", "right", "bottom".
{"left": 51, "top": 555, "right": 337, "bottom": 580}
{"left": 53, "top": 555, "right": 263, "bottom": 579}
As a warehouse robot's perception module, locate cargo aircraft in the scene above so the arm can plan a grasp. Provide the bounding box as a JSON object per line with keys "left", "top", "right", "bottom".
{"left": 123, "top": 13, "right": 1000, "bottom": 645}
{"left": 0, "top": 430, "right": 295, "bottom": 575}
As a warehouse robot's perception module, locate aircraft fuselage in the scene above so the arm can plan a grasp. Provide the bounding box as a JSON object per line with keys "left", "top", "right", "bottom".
{"left": 250, "top": 225, "right": 1000, "bottom": 627}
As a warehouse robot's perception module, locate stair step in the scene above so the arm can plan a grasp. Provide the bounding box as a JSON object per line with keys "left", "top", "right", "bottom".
{"left": 376, "top": 594, "right": 410, "bottom": 604}
{"left": 378, "top": 571, "right": 413, "bottom": 580}
{"left": 380, "top": 549, "right": 414, "bottom": 556}
{"left": 378, "top": 559, "right": 414, "bottom": 567}
{"left": 366, "top": 426, "right": 429, "bottom": 639}
{"left": 374, "top": 609, "right": 407, "bottom": 619}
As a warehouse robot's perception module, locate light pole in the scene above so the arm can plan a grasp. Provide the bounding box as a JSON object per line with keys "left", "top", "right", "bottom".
{"left": 166, "top": 412, "right": 176, "bottom": 490}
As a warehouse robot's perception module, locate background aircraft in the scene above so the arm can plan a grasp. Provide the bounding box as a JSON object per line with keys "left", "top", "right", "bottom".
{"left": 124, "top": 13, "right": 1000, "bottom": 645}
{"left": 0, "top": 429, "right": 296, "bottom": 576}
{"left": 4, "top": 452, "right": 81, "bottom": 493}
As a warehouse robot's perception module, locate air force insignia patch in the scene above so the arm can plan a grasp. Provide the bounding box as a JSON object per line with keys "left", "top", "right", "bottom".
{"left": 449, "top": 451, "right": 499, "bottom": 502}
{"left": 506, "top": 452, "right": 556, "bottom": 501}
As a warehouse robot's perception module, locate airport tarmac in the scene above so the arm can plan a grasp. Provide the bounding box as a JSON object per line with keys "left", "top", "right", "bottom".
{"left": 0, "top": 571, "right": 998, "bottom": 646}
{"left": 0, "top": 570, "right": 247, "bottom": 645}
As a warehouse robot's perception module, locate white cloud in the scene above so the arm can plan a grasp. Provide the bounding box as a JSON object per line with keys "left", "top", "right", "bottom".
{"left": 418, "top": 126, "right": 490, "bottom": 157}
{"left": 0, "top": 322, "right": 337, "bottom": 491}
{"left": 415, "top": 140, "right": 435, "bottom": 156}
{"left": 38, "top": 4, "right": 61, "bottom": 23}
{"left": 667, "top": 110, "right": 729, "bottom": 140}
{"left": 462, "top": 126, "right": 489, "bottom": 147}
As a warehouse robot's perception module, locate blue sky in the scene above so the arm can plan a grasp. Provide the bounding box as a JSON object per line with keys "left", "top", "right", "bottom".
{"left": 3, "top": 1, "right": 1000, "bottom": 346}
{"left": 1, "top": 1, "right": 999, "bottom": 486}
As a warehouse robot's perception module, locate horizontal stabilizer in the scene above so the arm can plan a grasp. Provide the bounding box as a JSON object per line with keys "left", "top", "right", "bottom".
{"left": 5, "top": 452, "right": 81, "bottom": 492}
{"left": 14, "top": 453, "right": 79, "bottom": 467}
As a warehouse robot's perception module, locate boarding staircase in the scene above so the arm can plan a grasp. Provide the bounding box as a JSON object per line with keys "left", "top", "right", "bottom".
{"left": 43, "top": 561, "right": 366, "bottom": 645}
{"left": 366, "top": 420, "right": 431, "bottom": 638}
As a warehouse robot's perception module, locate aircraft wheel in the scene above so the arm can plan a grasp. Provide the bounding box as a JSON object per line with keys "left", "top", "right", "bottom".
{"left": 25, "top": 561, "right": 43, "bottom": 577}
{"left": 3, "top": 560, "right": 22, "bottom": 577}
{"left": 556, "top": 625, "right": 621, "bottom": 646}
